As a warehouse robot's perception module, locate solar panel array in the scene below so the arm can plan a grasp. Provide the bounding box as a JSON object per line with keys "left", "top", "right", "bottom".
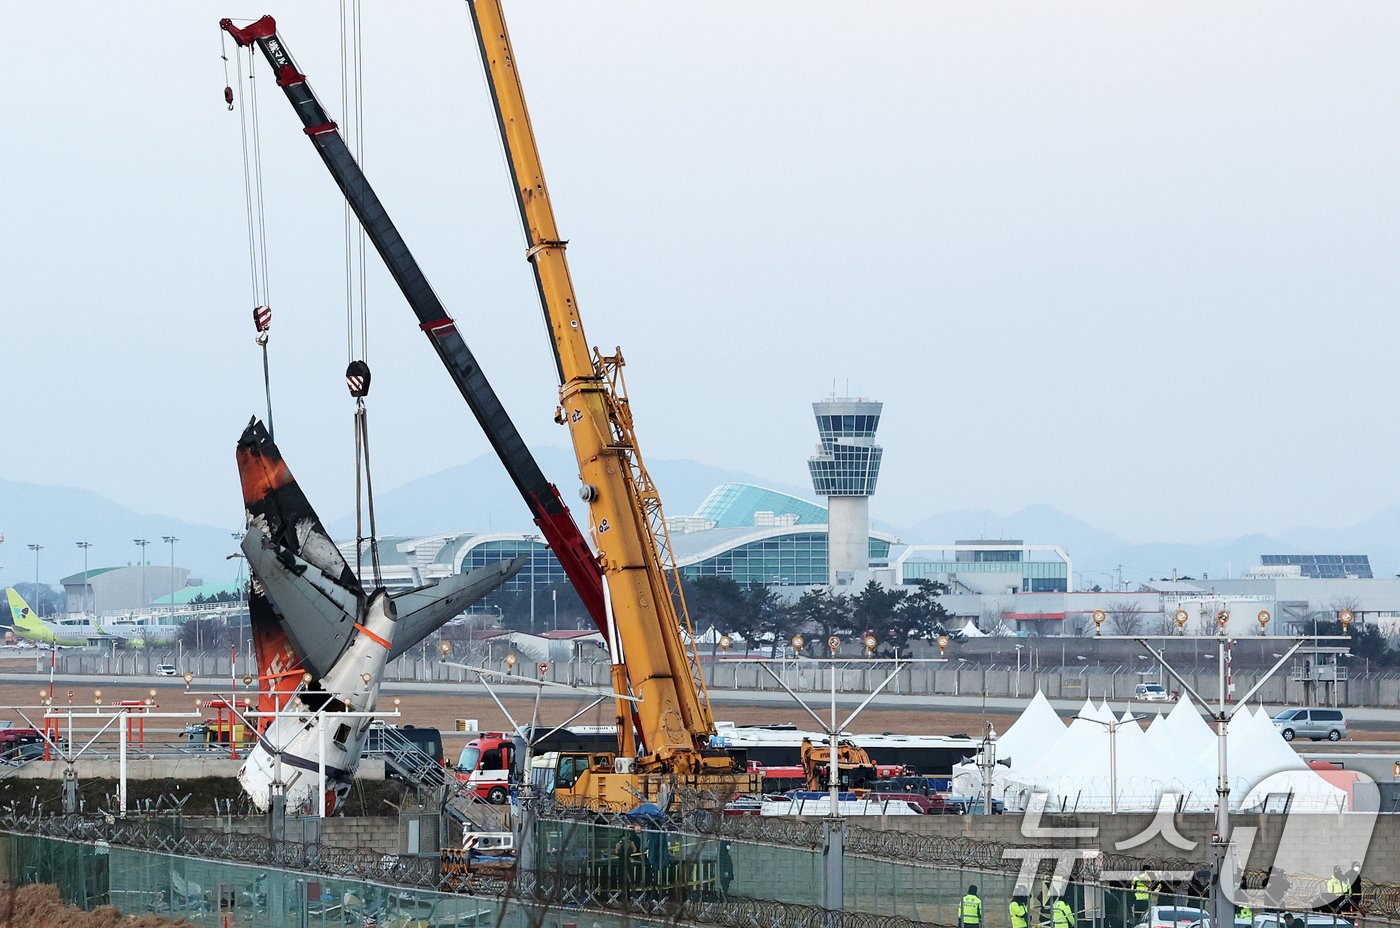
{"left": 1260, "top": 554, "right": 1373, "bottom": 579}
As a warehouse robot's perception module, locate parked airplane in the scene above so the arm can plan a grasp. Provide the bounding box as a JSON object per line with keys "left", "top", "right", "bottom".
{"left": 98, "top": 619, "right": 181, "bottom": 647}
{"left": 4, "top": 588, "right": 100, "bottom": 646}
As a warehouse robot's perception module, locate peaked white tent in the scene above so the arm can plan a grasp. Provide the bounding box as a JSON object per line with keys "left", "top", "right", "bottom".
{"left": 950, "top": 690, "right": 1065, "bottom": 796}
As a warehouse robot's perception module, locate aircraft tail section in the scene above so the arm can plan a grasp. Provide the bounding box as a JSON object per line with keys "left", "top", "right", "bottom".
{"left": 237, "top": 418, "right": 357, "bottom": 589}
{"left": 5, "top": 588, "right": 47, "bottom": 639}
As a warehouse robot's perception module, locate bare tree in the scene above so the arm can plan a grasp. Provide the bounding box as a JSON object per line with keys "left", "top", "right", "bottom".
{"left": 1106, "top": 601, "right": 1145, "bottom": 635}
{"left": 1328, "top": 595, "right": 1362, "bottom": 626}
{"left": 1062, "top": 611, "right": 1090, "bottom": 637}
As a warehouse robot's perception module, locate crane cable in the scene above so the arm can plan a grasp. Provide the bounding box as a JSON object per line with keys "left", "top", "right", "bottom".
{"left": 224, "top": 29, "right": 276, "bottom": 440}
{"left": 340, "top": 0, "right": 380, "bottom": 588}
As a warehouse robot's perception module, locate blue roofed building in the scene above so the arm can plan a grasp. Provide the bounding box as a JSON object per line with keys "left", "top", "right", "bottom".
{"left": 667, "top": 483, "right": 896, "bottom": 588}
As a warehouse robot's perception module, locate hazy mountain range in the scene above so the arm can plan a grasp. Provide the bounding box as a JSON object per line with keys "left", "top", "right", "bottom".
{"left": 4, "top": 452, "right": 1398, "bottom": 589}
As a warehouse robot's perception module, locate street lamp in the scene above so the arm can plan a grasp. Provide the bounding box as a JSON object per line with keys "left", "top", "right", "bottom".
{"left": 524, "top": 534, "right": 540, "bottom": 635}
{"left": 75, "top": 541, "right": 93, "bottom": 617}
{"left": 27, "top": 544, "right": 43, "bottom": 617}
{"left": 133, "top": 539, "right": 150, "bottom": 609}
{"left": 161, "top": 536, "right": 179, "bottom": 613}
{"left": 1075, "top": 710, "right": 1136, "bottom": 814}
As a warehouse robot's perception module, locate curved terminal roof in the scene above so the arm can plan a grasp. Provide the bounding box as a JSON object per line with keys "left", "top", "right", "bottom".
{"left": 693, "top": 483, "right": 828, "bottom": 528}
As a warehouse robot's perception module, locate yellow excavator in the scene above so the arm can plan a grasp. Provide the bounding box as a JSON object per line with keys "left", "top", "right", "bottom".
{"left": 800, "top": 736, "right": 880, "bottom": 792}
{"left": 466, "top": 0, "right": 760, "bottom": 810}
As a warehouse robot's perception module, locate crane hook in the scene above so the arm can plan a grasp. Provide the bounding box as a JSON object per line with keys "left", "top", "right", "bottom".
{"left": 224, "top": 86, "right": 234, "bottom": 111}
{"left": 346, "top": 360, "right": 372, "bottom": 398}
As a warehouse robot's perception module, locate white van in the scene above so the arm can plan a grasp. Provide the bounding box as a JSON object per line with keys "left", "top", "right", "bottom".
{"left": 1272, "top": 708, "right": 1347, "bottom": 742}
{"left": 1134, "top": 683, "right": 1169, "bottom": 701}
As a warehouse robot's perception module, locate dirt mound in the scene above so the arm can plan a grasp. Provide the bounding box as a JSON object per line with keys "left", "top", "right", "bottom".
{"left": 0, "top": 882, "right": 191, "bottom": 927}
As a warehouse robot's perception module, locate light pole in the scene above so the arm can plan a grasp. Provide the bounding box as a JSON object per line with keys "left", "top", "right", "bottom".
{"left": 75, "top": 542, "right": 93, "bottom": 617}
{"left": 1015, "top": 644, "right": 1024, "bottom": 698}
{"left": 27, "top": 545, "right": 43, "bottom": 617}
{"left": 161, "top": 536, "right": 179, "bottom": 613}
{"left": 525, "top": 534, "right": 539, "bottom": 635}
{"left": 552, "top": 588, "right": 558, "bottom": 631}
{"left": 1075, "top": 711, "right": 1134, "bottom": 814}
{"left": 133, "top": 539, "right": 150, "bottom": 609}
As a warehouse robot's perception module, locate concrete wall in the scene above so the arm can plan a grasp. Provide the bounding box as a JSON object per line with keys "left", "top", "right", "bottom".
{"left": 183, "top": 810, "right": 438, "bottom": 856}
{"left": 47, "top": 648, "right": 1400, "bottom": 708}
{"left": 7, "top": 757, "right": 386, "bottom": 781}
{"left": 850, "top": 810, "right": 1400, "bottom": 877}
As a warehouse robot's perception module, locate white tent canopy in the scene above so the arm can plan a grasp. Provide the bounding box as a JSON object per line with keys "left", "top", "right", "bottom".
{"left": 950, "top": 690, "right": 1065, "bottom": 796}
{"left": 999, "top": 698, "right": 1347, "bottom": 813}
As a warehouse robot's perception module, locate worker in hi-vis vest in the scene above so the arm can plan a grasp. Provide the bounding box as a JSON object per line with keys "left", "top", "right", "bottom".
{"left": 1009, "top": 891, "right": 1030, "bottom": 928}
{"left": 1051, "top": 894, "right": 1075, "bottom": 928}
{"left": 961, "top": 885, "right": 983, "bottom": 927}
{"left": 1326, "top": 867, "right": 1351, "bottom": 914}
{"left": 1132, "top": 869, "right": 1153, "bottom": 921}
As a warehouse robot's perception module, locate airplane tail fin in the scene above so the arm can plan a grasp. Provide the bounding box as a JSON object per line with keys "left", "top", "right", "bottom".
{"left": 237, "top": 418, "right": 358, "bottom": 589}
{"left": 5, "top": 588, "right": 45, "bottom": 636}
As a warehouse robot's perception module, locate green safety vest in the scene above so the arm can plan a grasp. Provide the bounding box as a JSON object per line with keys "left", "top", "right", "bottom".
{"left": 1010, "top": 900, "right": 1029, "bottom": 928}
{"left": 1052, "top": 901, "right": 1075, "bottom": 928}
{"left": 1238, "top": 906, "right": 1253, "bottom": 921}
{"left": 961, "top": 894, "right": 983, "bottom": 924}
{"left": 1133, "top": 875, "right": 1151, "bottom": 901}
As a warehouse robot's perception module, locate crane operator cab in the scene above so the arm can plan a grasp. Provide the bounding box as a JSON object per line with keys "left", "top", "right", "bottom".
{"left": 532, "top": 752, "right": 620, "bottom": 799}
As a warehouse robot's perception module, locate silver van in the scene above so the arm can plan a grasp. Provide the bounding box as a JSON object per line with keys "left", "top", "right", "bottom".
{"left": 1272, "top": 707, "right": 1346, "bottom": 742}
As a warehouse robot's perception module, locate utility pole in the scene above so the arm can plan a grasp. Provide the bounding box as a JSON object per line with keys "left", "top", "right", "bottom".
{"left": 979, "top": 722, "right": 998, "bottom": 815}
{"left": 1131, "top": 612, "right": 1339, "bottom": 928}
{"left": 753, "top": 640, "right": 909, "bottom": 917}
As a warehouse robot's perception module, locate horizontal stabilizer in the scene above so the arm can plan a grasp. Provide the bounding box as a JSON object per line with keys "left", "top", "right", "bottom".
{"left": 388, "top": 556, "right": 525, "bottom": 661}
{"left": 243, "top": 532, "right": 359, "bottom": 680}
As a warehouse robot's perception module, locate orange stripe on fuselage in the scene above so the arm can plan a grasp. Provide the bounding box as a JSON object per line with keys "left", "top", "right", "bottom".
{"left": 237, "top": 446, "right": 293, "bottom": 506}
{"left": 354, "top": 623, "right": 391, "bottom": 650}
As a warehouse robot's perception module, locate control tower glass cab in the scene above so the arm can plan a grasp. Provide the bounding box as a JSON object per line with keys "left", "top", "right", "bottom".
{"left": 807, "top": 398, "right": 883, "bottom": 586}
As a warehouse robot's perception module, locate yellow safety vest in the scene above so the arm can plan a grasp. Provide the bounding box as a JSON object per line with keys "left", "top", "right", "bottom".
{"left": 961, "top": 894, "right": 983, "bottom": 924}
{"left": 1238, "top": 905, "right": 1253, "bottom": 921}
{"left": 1052, "top": 901, "right": 1075, "bottom": 928}
{"left": 1133, "top": 875, "right": 1151, "bottom": 901}
{"left": 1010, "top": 900, "right": 1029, "bottom": 928}
{"left": 1327, "top": 877, "right": 1350, "bottom": 895}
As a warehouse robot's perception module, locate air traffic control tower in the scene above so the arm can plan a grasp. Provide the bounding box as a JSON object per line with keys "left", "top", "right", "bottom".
{"left": 808, "top": 397, "right": 883, "bottom": 586}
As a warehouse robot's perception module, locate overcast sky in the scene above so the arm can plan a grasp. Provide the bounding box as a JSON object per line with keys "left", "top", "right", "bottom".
{"left": 3, "top": 2, "right": 1398, "bottom": 546}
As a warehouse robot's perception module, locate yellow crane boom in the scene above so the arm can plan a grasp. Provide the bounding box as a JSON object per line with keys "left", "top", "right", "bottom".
{"left": 467, "top": 0, "right": 729, "bottom": 777}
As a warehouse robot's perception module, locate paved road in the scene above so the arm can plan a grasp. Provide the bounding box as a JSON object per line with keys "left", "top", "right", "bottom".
{"left": 8, "top": 672, "right": 1400, "bottom": 740}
